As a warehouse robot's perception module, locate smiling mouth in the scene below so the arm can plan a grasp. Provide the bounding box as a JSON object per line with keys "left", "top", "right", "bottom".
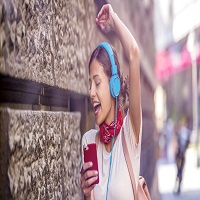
{"left": 94, "top": 104, "right": 101, "bottom": 116}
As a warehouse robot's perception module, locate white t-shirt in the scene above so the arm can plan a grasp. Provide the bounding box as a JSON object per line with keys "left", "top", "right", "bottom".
{"left": 82, "top": 110, "right": 142, "bottom": 200}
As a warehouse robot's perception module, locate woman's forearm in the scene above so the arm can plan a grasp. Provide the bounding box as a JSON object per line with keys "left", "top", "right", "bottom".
{"left": 111, "top": 12, "right": 140, "bottom": 63}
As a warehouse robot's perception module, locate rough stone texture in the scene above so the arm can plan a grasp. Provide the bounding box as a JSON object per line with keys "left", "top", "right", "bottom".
{"left": 0, "top": 0, "right": 158, "bottom": 198}
{"left": 0, "top": 0, "right": 155, "bottom": 93}
{"left": 0, "top": 109, "right": 10, "bottom": 198}
{"left": 62, "top": 113, "right": 82, "bottom": 199}
{"left": 0, "top": 0, "right": 98, "bottom": 95}
{"left": 0, "top": 108, "right": 82, "bottom": 200}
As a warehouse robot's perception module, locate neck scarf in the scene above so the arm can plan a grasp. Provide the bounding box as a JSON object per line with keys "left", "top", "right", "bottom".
{"left": 99, "top": 108, "right": 123, "bottom": 144}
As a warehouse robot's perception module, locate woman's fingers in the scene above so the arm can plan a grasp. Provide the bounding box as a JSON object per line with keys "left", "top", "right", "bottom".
{"left": 96, "top": 20, "right": 105, "bottom": 29}
{"left": 80, "top": 162, "right": 98, "bottom": 196}
{"left": 97, "top": 4, "right": 110, "bottom": 22}
{"left": 81, "top": 169, "right": 98, "bottom": 184}
{"left": 97, "top": 4, "right": 108, "bottom": 18}
{"left": 82, "top": 174, "right": 98, "bottom": 188}
{"left": 96, "top": 16, "right": 111, "bottom": 32}
{"left": 96, "top": 4, "right": 114, "bottom": 33}
{"left": 81, "top": 169, "right": 98, "bottom": 197}
{"left": 84, "top": 170, "right": 98, "bottom": 181}
{"left": 96, "top": 19, "right": 107, "bottom": 25}
{"left": 80, "top": 162, "right": 92, "bottom": 174}
{"left": 97, "top": 12, "right": 108, "bottom": 21}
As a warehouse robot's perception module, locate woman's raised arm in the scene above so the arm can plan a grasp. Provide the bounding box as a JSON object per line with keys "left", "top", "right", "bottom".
{"left": 96, "top": 4, "right": 141, "bottom": 144}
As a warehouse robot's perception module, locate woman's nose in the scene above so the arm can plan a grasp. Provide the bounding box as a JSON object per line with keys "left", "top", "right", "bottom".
{"left": 90, "top": 84, "right": 96, "bottom": 98}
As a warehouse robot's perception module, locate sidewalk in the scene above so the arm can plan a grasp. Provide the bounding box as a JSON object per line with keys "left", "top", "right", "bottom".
{"left": 157, "top": 147, "right": 200, "bottom": 200}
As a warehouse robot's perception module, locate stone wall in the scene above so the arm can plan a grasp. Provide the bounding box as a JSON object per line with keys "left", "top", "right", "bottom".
{"left": 0, "top": 108, "right": 82, "bottom": 199}
{"left": 0, "top": 0, "right": 158, "bottom": 199}
{"left": 0, "top": 0, "right": 99, "bottom": 95}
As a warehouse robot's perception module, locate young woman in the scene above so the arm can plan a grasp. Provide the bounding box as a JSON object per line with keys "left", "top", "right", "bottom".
{"left": 80, "top": 4, "right": 142, "bottom": 200}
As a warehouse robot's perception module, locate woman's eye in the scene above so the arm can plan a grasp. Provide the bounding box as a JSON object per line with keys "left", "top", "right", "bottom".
{"left": 96, "top": 82, "right": 100, "bottom": 86}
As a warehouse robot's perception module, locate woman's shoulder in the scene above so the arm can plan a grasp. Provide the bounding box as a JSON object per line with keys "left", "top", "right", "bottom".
{"left": 123, "top": 108, "right": 142, "bottom": 146}
{"left": 123, "top": 108, "right": 142, "bottom": 130}
{"left": 82, "top": 129, "right": 98, "bottom": 145}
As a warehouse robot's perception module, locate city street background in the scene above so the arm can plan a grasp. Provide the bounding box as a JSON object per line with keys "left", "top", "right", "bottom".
{"left": 158, "top": 145, "right": 200, "bottom": 200}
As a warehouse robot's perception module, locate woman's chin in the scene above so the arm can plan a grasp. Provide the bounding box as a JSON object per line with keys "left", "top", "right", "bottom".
{"left": 95, "top": 116, "right": 103, "bottom": 126}
{"left": 95, "top": 119, "right": 101, "bottom": 126}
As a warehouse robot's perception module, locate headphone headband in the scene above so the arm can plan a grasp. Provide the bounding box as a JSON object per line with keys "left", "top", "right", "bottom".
{"left": 97, "top": 42, "right": 120, "bottom": 98}
{"left": 97, "top": 42, "right": 117, "bottom": 75}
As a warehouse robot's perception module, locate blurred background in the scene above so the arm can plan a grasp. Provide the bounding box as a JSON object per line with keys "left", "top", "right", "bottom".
{"left": 0, "top": 0, "right": 199, "bottom": 199}
{"left": 154, "top": 0, "right": 200, "bottom": 199}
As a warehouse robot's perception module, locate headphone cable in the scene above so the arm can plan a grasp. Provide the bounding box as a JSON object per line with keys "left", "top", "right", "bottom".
{"left": 106, "top": 97, "right": 118, "bottom": 200}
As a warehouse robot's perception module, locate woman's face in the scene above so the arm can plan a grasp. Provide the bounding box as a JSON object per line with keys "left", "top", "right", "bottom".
{"left": 89, "top": 59, "right": 115, "bottom": 125}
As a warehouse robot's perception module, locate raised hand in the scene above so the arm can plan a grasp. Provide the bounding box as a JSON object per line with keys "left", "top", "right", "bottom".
{"left": 96, "top": 4, "right": 115, "bottom": 33}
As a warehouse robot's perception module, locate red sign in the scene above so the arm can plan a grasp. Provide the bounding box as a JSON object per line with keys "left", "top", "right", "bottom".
{"left": 155, "top": 42, "right": 200, "bottom": 81}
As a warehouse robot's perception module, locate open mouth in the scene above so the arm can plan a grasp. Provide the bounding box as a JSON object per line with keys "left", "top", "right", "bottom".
{"left": 93, "top": 103, "right": 101, "bottom": 116}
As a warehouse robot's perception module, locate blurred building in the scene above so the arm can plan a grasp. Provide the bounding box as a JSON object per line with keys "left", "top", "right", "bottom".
{"left": 154, "top": 0, "right": 200, "bottom": 165}
{"left": 0, "top": 0, "right": 158, "bottom": 199}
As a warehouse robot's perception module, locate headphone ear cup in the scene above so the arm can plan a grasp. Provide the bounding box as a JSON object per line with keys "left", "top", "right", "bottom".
{"left": 110, "top": 74, "right": 121, "bottom": 98}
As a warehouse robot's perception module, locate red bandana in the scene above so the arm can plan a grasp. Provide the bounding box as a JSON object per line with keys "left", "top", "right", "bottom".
{"left": 99, "top": 108, "right": 124, "bottom": 144}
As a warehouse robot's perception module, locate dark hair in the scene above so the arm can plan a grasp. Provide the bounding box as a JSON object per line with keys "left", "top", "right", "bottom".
{"left": 88, "top": 45, "right": 129, "bottom": 107}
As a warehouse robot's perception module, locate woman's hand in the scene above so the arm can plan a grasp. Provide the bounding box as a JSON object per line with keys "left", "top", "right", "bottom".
{"left": 80, "top": 162, "right": 98, "bottom": 198}
{"left": 96, "top": 4, "right": 115, "bottom": 33}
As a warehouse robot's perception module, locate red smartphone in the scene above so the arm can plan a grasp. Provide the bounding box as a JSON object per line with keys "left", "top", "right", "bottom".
{"left": 83, "top": 143, "right": 99, "bottom": 184}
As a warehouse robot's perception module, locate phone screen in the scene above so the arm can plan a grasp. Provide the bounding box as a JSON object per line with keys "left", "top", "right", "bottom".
{"left": 83, "top": 143, "right": 99, "bottom": 184}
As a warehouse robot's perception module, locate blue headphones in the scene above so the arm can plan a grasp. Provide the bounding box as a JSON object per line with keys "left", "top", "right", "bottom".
{"left": 97, "top": 42, "right": 121, "bottom": 98}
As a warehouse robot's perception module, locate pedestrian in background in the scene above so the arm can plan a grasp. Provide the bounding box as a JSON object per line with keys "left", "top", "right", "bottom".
{"left": 174, "top": 116, "right": 191, "bottom": 195}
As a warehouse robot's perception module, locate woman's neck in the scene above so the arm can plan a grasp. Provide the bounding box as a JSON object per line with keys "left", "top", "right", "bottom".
{"left": 104, "top": 99, "right": 116, "bottom": 125}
